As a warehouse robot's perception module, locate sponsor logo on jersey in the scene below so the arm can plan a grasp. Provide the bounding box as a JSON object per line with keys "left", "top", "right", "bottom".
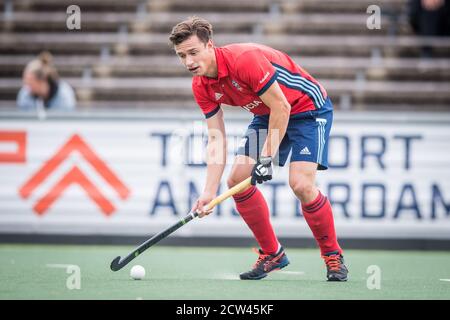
{"left": 231, "top": 80, "right": 243, "bottom": 91}
{"left": 242, "top": 100, "right": 262, "bottom": 111}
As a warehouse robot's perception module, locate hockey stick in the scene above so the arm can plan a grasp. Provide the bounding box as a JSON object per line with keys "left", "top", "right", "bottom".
{"left": 110, "top": 177, "right": 252, "bottom": 271}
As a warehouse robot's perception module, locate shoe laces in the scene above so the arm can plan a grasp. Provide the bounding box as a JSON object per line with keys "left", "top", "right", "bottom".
{"left": 251, "top": 248, "right": 282, "bottom": 271}
{"left": 252, "top": 248, "right": 270, "bottom": 269}
{"left": 323, "top": 254, "right": 342, "bottom": 271}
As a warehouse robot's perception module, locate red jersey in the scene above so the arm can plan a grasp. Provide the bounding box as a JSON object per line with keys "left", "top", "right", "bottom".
{"left": 192, "top": 43, "right": 328, "bottom": 118}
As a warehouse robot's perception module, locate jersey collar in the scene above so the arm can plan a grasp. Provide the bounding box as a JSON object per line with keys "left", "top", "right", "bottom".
{"left": 205, "top": 47, "right": 228, "bottom": 84}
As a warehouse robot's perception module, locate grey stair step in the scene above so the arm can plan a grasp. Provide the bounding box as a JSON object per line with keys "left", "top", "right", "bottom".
{"left": 1, "top": 12, "right": 409, "bottom": 35}
{"left": 2, "top": 55, "right": 449, "bottom": 81}
{"left": 1, "top": 78, "right": 449, "bottom": 105}
{"left": 1, "top": 33, "right": 449, "bottom": 57}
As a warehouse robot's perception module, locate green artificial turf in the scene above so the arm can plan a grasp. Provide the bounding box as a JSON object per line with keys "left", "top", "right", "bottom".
{"left": 1, "top": 244, "right": 449, "bottom": 300}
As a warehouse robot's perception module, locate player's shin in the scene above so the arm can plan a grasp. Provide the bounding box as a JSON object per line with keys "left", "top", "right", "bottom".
{"left": 233, "top": 185, "right": 279, "bottom": 255}
{"left": 301, "top": 191, "right": 342, "bottom": 256}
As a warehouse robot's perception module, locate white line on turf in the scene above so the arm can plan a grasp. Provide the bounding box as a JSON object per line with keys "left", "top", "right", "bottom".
{"left": 214, "top": 273, "right": 240, "bottom": 280}
{"left": 278, "top": 271, "right": 305, "bottom": 275}
{"left": 439, "top": 279, "right": 450, "bottom": 282}
{"left": 214, "top": 271, "right": 304, "bottom": 280}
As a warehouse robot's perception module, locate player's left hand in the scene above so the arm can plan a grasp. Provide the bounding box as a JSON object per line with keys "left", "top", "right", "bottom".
{"left": 251, "top": 156, "right": 273, "bottom": 185}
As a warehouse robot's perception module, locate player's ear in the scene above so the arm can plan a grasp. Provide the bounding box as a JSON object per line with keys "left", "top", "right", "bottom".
{"left": 206, "top": 39, "right": 214, "bottom": 49}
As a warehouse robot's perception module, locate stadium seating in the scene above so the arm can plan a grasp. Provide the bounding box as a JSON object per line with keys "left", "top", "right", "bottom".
{"left": 1, "top": 0, "right": 449, "bottom": 111}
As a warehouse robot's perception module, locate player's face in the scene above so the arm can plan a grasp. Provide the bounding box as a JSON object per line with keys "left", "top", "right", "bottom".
{"left": 174, "top": 35, "right": 216, "bottom": 77}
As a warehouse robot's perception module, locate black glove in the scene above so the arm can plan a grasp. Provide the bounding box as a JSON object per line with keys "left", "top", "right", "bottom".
{"left": 251, "top": 156, "right": 273, "bottom": 185}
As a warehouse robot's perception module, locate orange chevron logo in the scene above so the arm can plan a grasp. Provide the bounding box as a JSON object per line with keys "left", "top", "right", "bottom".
{"left": 19, "top": 134, "right": 130, "bottom": 216}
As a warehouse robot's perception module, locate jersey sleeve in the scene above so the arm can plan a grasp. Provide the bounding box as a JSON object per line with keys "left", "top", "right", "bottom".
{"left": 192, "top": 80, "right": 221, "bottom": 119}
{"left": 235, "top": 49, "right": 278, "bottom": 96}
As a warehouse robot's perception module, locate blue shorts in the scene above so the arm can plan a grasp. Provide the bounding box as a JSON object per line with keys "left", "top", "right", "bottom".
{"left": 236, "top": 98, "right": 333, "bottom": 170}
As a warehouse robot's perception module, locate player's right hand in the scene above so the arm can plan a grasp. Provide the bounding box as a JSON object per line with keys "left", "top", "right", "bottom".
{"left": 192, "top": 193, "right": 215, "bottom": 218}
{"left": 251, "top": 156, "right": 273, "bottom": 185}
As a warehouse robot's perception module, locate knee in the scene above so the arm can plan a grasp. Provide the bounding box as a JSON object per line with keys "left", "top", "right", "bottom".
{"left": 289, "top": 178, "right": 315, "bottom": 198}
{"left": 227, "top": 175, "right": 241, "bottom": 189}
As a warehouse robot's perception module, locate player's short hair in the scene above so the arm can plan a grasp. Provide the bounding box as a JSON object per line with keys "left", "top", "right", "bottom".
{"left": 169, "top": 16, "right": 213, "bottom": 47}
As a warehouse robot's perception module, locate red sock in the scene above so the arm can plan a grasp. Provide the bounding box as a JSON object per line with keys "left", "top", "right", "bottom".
{"left": 301, "top": 191, "right": 342, "bottom": 256}
{"left": 233, "top": 186, "right": 279, "bottom": 255}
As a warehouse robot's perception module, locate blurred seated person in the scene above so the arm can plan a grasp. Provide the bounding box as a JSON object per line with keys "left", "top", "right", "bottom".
{"left": 408, "top": 0, "right": 450, "bottom": 57}
{"left": 17, "top": 51, "right": 76, "bottom": 111}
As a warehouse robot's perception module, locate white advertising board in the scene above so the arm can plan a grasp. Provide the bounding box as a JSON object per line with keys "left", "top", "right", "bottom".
{"left": 0, "top": 111, "right": 449, "bottom": 239}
